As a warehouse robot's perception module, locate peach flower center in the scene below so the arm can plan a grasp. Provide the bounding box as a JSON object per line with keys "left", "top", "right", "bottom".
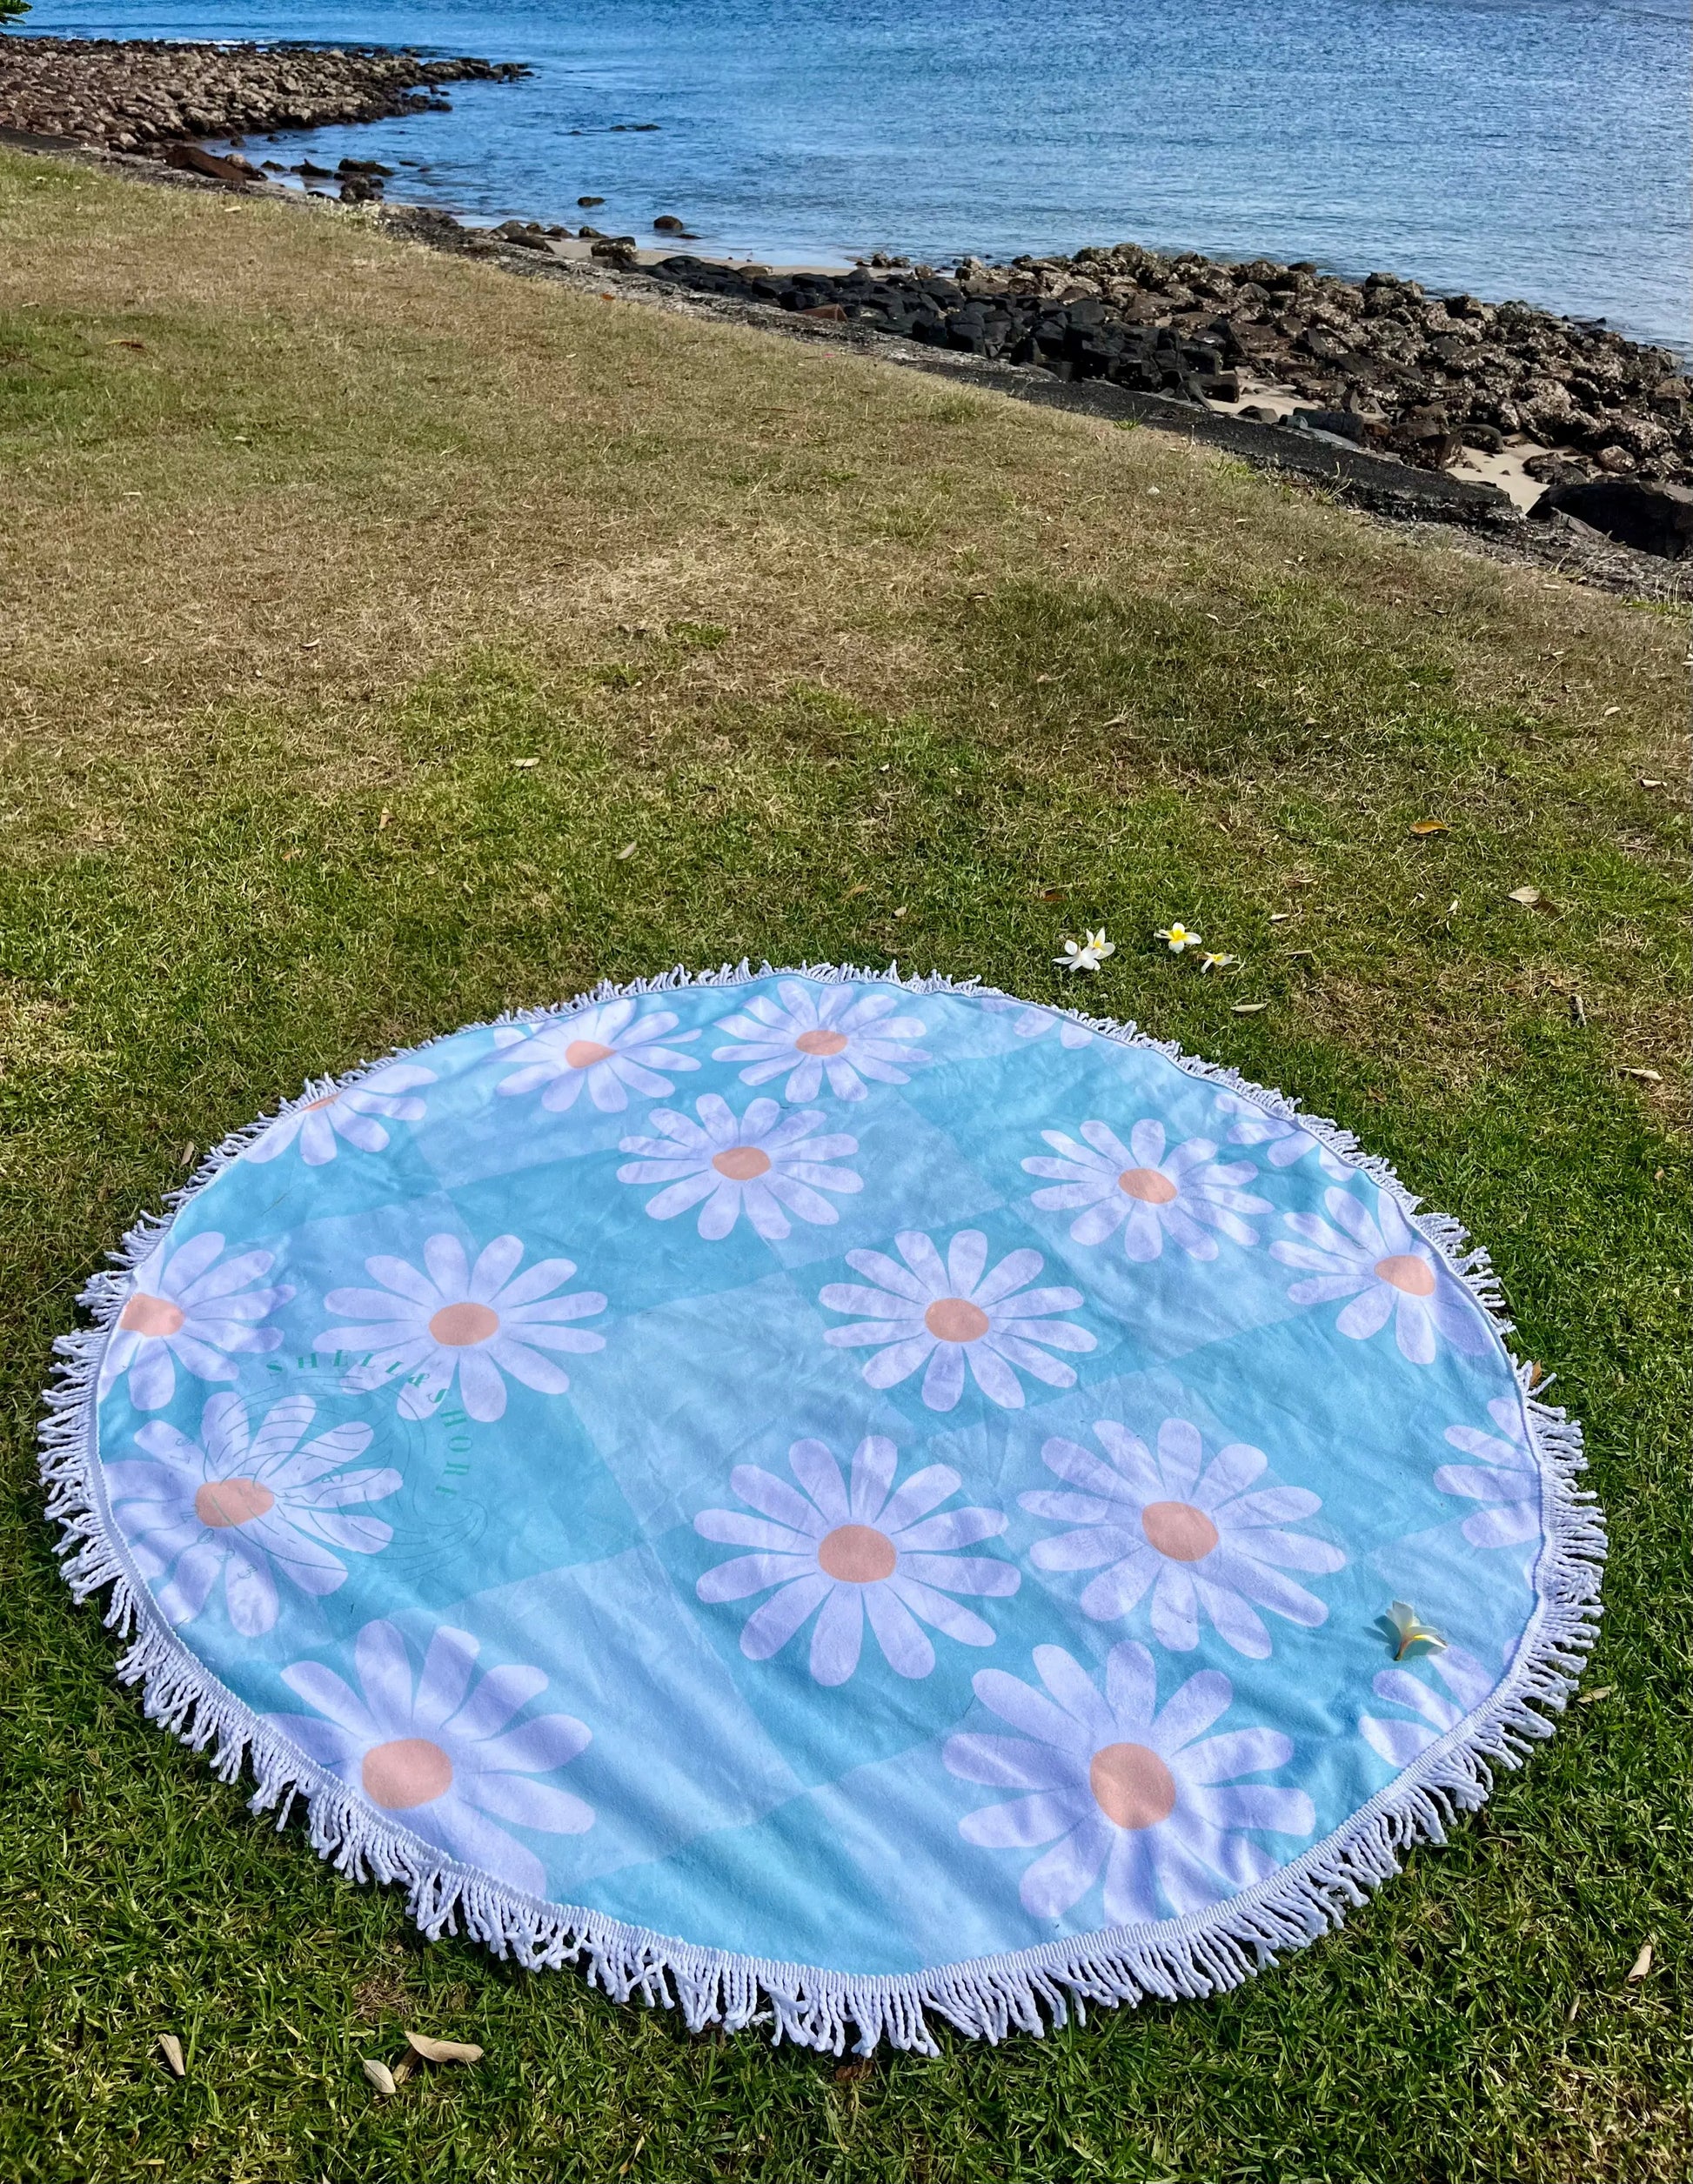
{"left": 925, "top": 1297, "right": 990, "bottom": 1343}
{"left": 713, "top": 1145, "right": 772, "bottom": 1181}
{"left": 1089, "top": 1741, "right": 1178, "bottom": 1830}
{"left": 1141, "top": 1499, "right": 1220, "bottom": 1562}
{"left": 361, "top": 1738, "right": 453, "bottom": 1810}
{"left": 1118, "top": 1167, "right": 1178, "bottom": 1205}
{"left": 428, "top": 1301, "right": 500, "bottom": 1346}
{"left": 565, "top": 1039, "right": 616, "bottom": 1069}
{"left": 793, "top": 1028, "right": 849, "bottom": 1057}
{"left": 119, "top": 1292, "right": 185, "bottom": 1338}
{"left": 193, "top": 1477, "right": 276, "bottom": 1529}
{"left": 1375, "top": 1253, "right": 1435, "bottom": 1296}
{"left": 817, "top": 1524, "right": 898, "bottom": 1583}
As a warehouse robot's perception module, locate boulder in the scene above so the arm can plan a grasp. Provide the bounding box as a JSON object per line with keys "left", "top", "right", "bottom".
{"left": 652, "top": 214, "right": 685, "bottom": 232}
{"left": 1529, "top": 477, "right": 1693, "bottom": 557}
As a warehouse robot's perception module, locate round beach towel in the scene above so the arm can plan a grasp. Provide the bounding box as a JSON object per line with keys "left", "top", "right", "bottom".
{"left": 42, "top": 967, "right": 1602, "bottom": 2053}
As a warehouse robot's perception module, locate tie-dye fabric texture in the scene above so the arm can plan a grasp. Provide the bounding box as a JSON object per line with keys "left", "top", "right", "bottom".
{"left": 46, "top": 969, "right": 1601, "bottom": 2052}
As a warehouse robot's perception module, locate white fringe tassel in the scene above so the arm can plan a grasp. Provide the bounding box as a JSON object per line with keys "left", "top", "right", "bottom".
{"left": 37, "top": 960, "right": 1605, "bottom": 2055}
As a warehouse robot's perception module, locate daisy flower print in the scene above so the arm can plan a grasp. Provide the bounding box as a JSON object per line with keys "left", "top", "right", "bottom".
{"left": 820, "top": 1228, "right": 1095, "bottom": 1412}
{"left": 1435, "top": 1395, "right": 1542, "bottom": 1550}
{"left": 618, "top": 1092, "right": 860, "bottom": 1241}
{"left": 1023, "top": 1119, "right": 1270, "bottom": 1264}
{"left": 245, "top": 1062, "right": 436, "bottom": 1167}
{"left": 695, "top": 1435, "right": 1019, "bottom": 1685}
{"left": 1021, "top": 1416, "right": 1346, "bottom": 1659}
{"left": 711, "top": 980, "right": 930, "bottom": 1102}
{"left": 100, "top": 1232, "right": 294, "bottom": 1413}
{"left": 494, "top": 998, "right": 699, "bottom": 1115}
{"left": 317, "top": 1232, "right": 606, "bottom": 1423}
{"left": 270, "top": 1619, "right": 594, "bottom": 1900}
{"left": 1270, "top": 1188, "right": 1490, "bottom": 1366}
{"left": 979, "top": 995, "right": 1095, "bottom": 1051}
{"left": 1208, "top": 1090, "right": 1350, "bottom": 1182}
{"left": 105, "top": 1393, "right": 399, "bottom": 1636}
{"left": 946, "top": 1641, "right": 1314, "bottom": 1922}
{"left": 1359, "top": 1644, "right": 1496, "bottom": 1768}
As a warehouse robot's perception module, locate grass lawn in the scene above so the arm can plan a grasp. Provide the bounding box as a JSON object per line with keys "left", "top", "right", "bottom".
{"left": 0, "top": 150, "right": 1687, "bottom": 2183}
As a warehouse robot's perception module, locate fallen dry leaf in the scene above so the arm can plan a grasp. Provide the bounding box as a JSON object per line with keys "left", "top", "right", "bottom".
{"left": 378, "top": 809, "right": 391, "bottom": 830}
{"left": 1268, "top": 912, "right": 1292, "bottom": 924}
{"left": 1601, "top": 705, "right": 1620, "bottom": 717}
{"left": 615, "top": 842, "right": 637, "bottom": 860}
{"left": 1619, "top": 1066, "right": 1663, "bottom": 1083}
{"left": 1577, "top": 1685, "right": 1614, "bottom": 1706}
{"left": 1409, "top": 819, "right": 1449, "bottom": 837}
{"left": 1507, "top": 885, "right": 1542, "bottom": 906}
{"left": 1037, "top": 886, "right": 1067, "bottom": 903}
{"left": 1640, "top": 777, "right": 1665, "bottom": 789}
{"left": 1232, "top": 1000, "right": 1269, "bottom": 1015}
{"left": 511, "top": 758, "right": 539, "bottom": 770}
{"left": 1102, "top": 711, "right": 1132, "bottom": 727}
{"left": 841, "top": 882, "right": 869, "bottom": 901}
{"left": 108, "top": 338, "right": 147, "bottom": 351}
{"left": 156, "top": 2033, "right": 185, "bottom": 2078}
{"left": 1627, "top": 1943, "right": 1653, "bottom": 1981}
{"left": 404, "top": 2031, "right": 485, "bottom": 2065}
{"left": 362, "top": 2058, "right": 398, "bottom": 2096}
{"left": 834, "top": 2057, "right": 875, "bottom": 2082}
{"left": 391, "top": 2053, "right": 418, "bottom": 2084}
{"left": 178, "top": 1144, "right": 197, "bottom": 1169}
{"left": 892, "top": 905, "right": 907, "bottom": 919}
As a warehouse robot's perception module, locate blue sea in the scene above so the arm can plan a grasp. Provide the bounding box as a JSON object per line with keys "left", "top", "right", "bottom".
{"left": 22, "top": 0, "right": 1691, "bottom": 346}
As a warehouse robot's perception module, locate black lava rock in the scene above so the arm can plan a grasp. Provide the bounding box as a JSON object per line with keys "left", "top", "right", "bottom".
{"left": 1529, "top": 477, "right": 1693, "bottom": 558}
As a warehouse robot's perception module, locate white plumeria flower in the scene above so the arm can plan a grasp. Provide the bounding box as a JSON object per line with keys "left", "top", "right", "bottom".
{"left": 695, "top": 1436, "right": 1019, "bottom": 1686}
{"left": 493, "top": 998, "right": 699, "bottom": 1115}
{"left": 105, "top": 1393, "right": 399, "bottom": 1637}
{"left": 617, "top": 1092, "right": 860, "bottom": 1241}
{"left": 1155, "top": 924, "right": 1201, "bottom": 953}
{"left": 317, "top": 1233, "right": 606, "bottom": 1424}
{"left": 1054, "top": 930, "right": 1115, "bottom": 972}
{"left": 820, "top": 1228, "right": 1094, "bottom": 1412}
{"left": 1209, "top": 1089, "right": 1351, "bottom": 1182}
{"left": 1270, "top": 1189, "right": 1490, "bottom": 1366}
{"left": 1435, "top": 1395, "right": 1541, "bottom": 1548}
{"left": 245, "top": 1063, "right": 436, "bottom": 1167}
{"left": 980, "top": 996, "right": 1094, "bottom": 1050}
{"left": 270, "top": 1619, "right": 594, "bottom": 1900}
{"left": 1196, "top": 952, "right": 1238, "bottom": 974}
{"left": 1023, "top": 1118, "right": 1270, "bottom": 1263}
{"left": 946, "top": 1641, "right": 1314, "bottom": 1921}
{"left": 711, "top": 980, "right": 931, "bottom": 1103}
{"left": 99, "top": 1232, "right": 294, "bottom": 1413}
{"left": 1359, "top": 1644, "right": 1496, "bottom": 1767}
{"left": 1021, "top": 1417, "right": 1346, "bottom": 1659}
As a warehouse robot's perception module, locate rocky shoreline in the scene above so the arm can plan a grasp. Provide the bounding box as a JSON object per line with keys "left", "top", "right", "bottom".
{"left": 0, "top": 36, "right": 527, "bottom": 153}
{"left": 2, "top": 32, "right": 1689, "bottom": 558}
{"left": 627, "top": 248, "right": 1691, "bottom": 492}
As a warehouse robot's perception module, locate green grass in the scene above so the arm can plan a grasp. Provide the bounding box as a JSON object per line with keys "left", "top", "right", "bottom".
{"left": 0, "top": 152, "right": 1688, "bottom": 2182}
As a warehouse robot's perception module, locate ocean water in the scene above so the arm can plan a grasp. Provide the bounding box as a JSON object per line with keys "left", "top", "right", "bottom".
{"left": 22, "top": 0, "right": 1691, "bottom": 346}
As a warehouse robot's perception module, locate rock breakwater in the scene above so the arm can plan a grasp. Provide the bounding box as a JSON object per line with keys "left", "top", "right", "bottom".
{"left": 0, "top": 37, "right": 527, "bottom": 155}
{"left": 646, "top": 245, "right": 1691, "bottom": 487}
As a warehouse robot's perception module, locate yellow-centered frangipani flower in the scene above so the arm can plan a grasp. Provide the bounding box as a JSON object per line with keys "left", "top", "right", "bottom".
{"left": 1054, "top": 930, "right": 1116, "bottom": 972}
{"left": 1197, "top": 952, "right": 1238, "bottom": 974}
{"left": 1155, "top": 924, "right": 1202, "bottom": 953}
{"left": 1386, "top": 1600, "right": 1448, "bottom": 1660}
